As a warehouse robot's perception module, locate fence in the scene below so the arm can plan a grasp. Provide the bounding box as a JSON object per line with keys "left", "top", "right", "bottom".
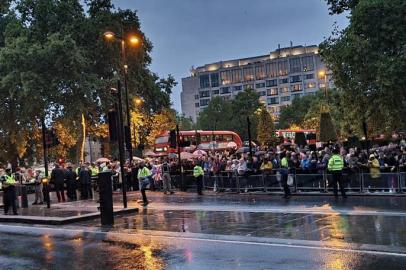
{"left": 169, "top": 170, "right": 406, "bottom": 195}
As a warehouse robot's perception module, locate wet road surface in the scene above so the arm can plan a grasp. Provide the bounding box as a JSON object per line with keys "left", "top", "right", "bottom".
{"left": 1, "top": 192, "right": 406, "bottom": 269}
{"left": 0, "top": 232, "right": 405, "bottom": 270}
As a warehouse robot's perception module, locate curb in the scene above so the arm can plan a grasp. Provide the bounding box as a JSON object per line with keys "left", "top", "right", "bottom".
{"left": 0, "top": 207, "right": 138, "bottom": 225}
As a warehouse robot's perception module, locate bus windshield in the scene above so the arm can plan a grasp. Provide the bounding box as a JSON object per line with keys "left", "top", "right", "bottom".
{"left": 155, "top": 136, "right": 169, "bottom": 144}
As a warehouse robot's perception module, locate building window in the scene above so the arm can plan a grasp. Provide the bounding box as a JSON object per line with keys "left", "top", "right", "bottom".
{"left": 289, "top": 57, "right": 301, "bottom": 73}
{"left": 265, "top": 62, "right": 278, "bottom": 78}
{"left": 220, "top": 87, "right": 231, "bottom": 94}
{"left": 243, "top": 84, "right": 254, "bottom": 90}
{"left": 200, "top": 99, "right": 210, "bottom": 106}
{"left": 267, "top": 88, "right": 278, "bottom": 96}
{"left": 234, "top": 85, "right": 242, "bottom": 91}
{"left": 268, "top": 106, "right": 280, "bottom": 114}
{"left": 255, "top": 82, "right": 265, "bottom": 88}
{"left": 291, "top": 84, "right": 302, "bottom": 92}
{"left": 220, "top": 70, "right": 231, "bottom": 85}
{"left": 222, "top": 95, "right": 231, "bottom": 101}
{"left": 267, "top": 97, "right": 279, "bottom": 105}
{"left": 231, "top": 69, "right": 242, "bottom": 83}
{"left": 212, "top": 89, "right": 219, "bottom": 95}
{"left": 290, "top": 75, "right": 301, "bottom": 83}
{"left": 319, "top": 83, "right": 326, "bottom": 88}
{"left": 279, "top": 78, "right": 289, "bottom": 84}
{"left": 199, "top": 90, "right": 210, "bottom": 98}
{"left": 199, "top": 74, "right": 210, "bottom": 88}
{"left": 278, "top": 60, "right": 288, "bottom": 76}
{"left": 292, "top": 93, "right": 302, "bottom": 100}
{"left": 280, "top": 87, "right": 289, "bottom": 93}
{"left": 304, "top": 82, "right": 316, "bottom": 89}
{"left": 195, "top": 102, "right": 200, "bottom": 107}
{"left": 210, "top": 73, "right": 219, "bottom": 87}
{"left": 255, "top": 65, "right": 266, "bottom": 80}
{"left": 304, "top": 73, "right": 314, "bottom": 80}
{"left": 194, "top": 94, "right": 199, "bottom": 100}
{"left": 280, "top": 96, "right": 290, "bottom": 102}
{"left": 265, "top": 79, "right": 277, "bottom": 87}
{"left": 243, "top": 67, "right": 254, "bottom": 81}
{"left": 302, "top": 56, "right": 314, "bottom": 71}
{"left": 258, "top": 91, "right": 266, "bottom": 96}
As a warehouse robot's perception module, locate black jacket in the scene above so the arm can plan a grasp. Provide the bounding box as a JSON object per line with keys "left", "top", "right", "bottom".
{"left": 51, "top": 168, "right": 66, "bottom": 185}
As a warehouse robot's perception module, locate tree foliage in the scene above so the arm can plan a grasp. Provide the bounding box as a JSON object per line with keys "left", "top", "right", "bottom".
{"left": 0, "top": 0, "right": 176, "bottom": 164}
{"left": 320, "top": 0, "right": 406, "bottom": 135}
{"left": 197, "top": 89, "right": 261, "bottom": 140}
{"left": 256, "top": 106, "right": 277, "bottom": 148}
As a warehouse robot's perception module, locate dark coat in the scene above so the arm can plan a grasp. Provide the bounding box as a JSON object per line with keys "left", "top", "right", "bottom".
{"left": 51, "top": 168, "right": 66, "bottom": 186}
{"left": 79, "top": 168, "right": 91, "bottom": 185}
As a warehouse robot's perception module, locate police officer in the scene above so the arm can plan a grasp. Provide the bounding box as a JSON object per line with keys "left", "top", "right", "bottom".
{"left": 328, "top": 148, "right": 347, "bottom": 198}
{"left": 280, "top": 152, "right": 291, "bottom": 199}
{"left": 137, "top": 162, "right": 151, "bottom": 206}
{"left": 1, "top": 169, "right": 18, "bottom": 215}
{"left": 193, "top": 161, "right": 204, "bottom": 195}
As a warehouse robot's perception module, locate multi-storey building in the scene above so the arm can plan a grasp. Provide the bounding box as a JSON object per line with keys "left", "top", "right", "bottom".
{"left": 181, "top": 44, "right": 331, "bottom": 122}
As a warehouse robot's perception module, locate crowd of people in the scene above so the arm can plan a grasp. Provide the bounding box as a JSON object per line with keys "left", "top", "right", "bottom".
{"left": 1, "top": 140, "right": 406, "bottom": 213}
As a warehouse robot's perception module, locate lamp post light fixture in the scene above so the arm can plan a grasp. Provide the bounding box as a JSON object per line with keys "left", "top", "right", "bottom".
{"left": 318, "top": 70, "right": 328, "bottom": 101}
{"left": 103, "top": 30, "right": 142, "bottom": 163}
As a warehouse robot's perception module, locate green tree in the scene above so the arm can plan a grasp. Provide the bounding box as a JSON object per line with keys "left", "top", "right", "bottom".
{"left": 321, "top": 0, "right": 406, "bottom": 135}
{"left": 256, "top": 106, "right": 277, "bottom": 148}
{"left": 197, "top": 96, "right": 232, "bottom": 131}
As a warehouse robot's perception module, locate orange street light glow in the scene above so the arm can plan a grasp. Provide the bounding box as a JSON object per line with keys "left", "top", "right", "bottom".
{"left": 103, "top": 31, "right": 115, "bottom": 40}
{"left": 129, "top": 36, "right": 139, "bottom": 44}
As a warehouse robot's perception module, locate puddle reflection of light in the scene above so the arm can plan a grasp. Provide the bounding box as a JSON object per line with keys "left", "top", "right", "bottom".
{"left": 41, "top": 234, "right": 54, "bottom": 263}
{"left": 185, "top": 249, "right": 193, "bottom": 262}
{"left": 140, "top": 244, "right": 164, "bottom": 270}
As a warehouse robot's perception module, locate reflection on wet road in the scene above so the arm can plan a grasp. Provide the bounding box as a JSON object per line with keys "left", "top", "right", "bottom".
{"left": 75, "top": 209, "right": 406, "bottom": 248}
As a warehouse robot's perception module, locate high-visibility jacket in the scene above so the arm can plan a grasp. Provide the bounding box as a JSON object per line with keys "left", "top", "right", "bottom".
{"left": 91, "top": 167, "right": 99, "bottom": 176}
{"left": 193, "top": 166, "right": 204, "bottom": 177}
{"left": 260, "top": 162, "right": 273, "bottom": 171}
{"left": 281, "top": 157, "right": 288, "bottom": 168}
{"left": 137, "top": 167, "right": 151, "bottom": 179}
{"left": 2, "top": 174, "right": 16, "bottom": 188}
{"left": 328, "top": 154, "right": 344, "bottom": 171}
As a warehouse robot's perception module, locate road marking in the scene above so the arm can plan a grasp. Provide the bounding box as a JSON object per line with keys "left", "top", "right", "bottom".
{"left": 1, "top": 224, "right": 406, "bottom": 257}
{"left": 142, "top": 203, "right": 406, "bottom": 217}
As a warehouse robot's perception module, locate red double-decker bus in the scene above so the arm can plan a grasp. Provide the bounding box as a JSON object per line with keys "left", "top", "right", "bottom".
{"left": 154, "top": 130, "right": 243, "bottom": 155}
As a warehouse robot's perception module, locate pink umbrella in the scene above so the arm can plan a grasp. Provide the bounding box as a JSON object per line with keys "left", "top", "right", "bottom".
{"left": 193, "top": 150, "right": 207, "bottom": 156}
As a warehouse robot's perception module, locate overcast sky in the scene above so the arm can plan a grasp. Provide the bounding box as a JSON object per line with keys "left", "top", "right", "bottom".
{"left": 111, "top": 0, "right": 348, "bottom": 112}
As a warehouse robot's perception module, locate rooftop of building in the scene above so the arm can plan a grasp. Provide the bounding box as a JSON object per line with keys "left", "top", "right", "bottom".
{"left": 191, "top": 44, "right": 318, "bottom": 75}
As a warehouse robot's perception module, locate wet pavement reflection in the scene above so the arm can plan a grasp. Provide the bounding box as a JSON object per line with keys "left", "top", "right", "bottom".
{"left": 75, "top": 208, "right": 406, "bottom": 248}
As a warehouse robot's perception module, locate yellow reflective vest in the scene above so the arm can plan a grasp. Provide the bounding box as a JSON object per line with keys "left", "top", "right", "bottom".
{"left": 328, "top": 154, "right": 344, "bottom": 171}
{"left": 193, "top": 166, "right": 204, "bottom": 177}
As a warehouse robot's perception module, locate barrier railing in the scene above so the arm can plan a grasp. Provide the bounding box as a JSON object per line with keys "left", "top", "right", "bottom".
{"left": 166, "top": 169, "right": 406, "bottom": 195}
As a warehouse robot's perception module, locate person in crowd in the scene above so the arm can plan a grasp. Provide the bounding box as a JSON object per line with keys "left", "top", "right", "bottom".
{"left": 193, "top": 160, "right": 204, "bottom": 195}
{"left": 280, "top": 152, "right": 291, "bottom": 199}
{"left": 367, "top": 154, "right": 381, "bottom": 192}
{"left": 328, "top": 148, "right": 347, "bottom": 198}
{"left": 137, "top": 161, "right": 152, "bottom": 206}
{"left": 79, "top": 165, "right": 92, "bottom": 199}
{"left": 65, "top": 165, "right": 77, "bottom": 200}
{"left": 161, "top": 158, "right": 174, "bottom": 195}
{"left": 32, "top": 170, "right": 44, "bottom": 205}
{"left": 1, "top": 169, "right": 17, "bottom": 215}
{"left": 50, "top": 164, "right": 66, "bottom": 203}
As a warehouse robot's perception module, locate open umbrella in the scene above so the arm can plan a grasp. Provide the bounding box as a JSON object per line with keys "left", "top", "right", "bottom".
{"left": 254, "top": 151, "right": 267, "bottom": 156}
{"left": 143, "top": 150, "right": 157, "bottom": 157}
{"left": 227, "top": 141, "right": 238, "bottom": 149}
{"left": 193, "top": 150, "right": 207, "bottom": 156}
{"left": 180, "top": 152, "right": 194, "bottom": 160}
{"left": 133, "top": 156, "right": 145, "bottom": 162}
{"left": 236, "top": 147, "right": 250, "bottom": 154}
{"left": 168, "top": 153, "right": 178, "bottom": 159}
{"left": 95, "top": 157, "right": 110, "bottom": 163}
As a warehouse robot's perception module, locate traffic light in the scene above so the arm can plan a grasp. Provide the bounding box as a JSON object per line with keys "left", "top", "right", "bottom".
{"left": 108, "top": 110, "right": 118, "bottom": 142}
{"left": 124, "top": 126, "right": 131, "bottom": 150}
{"left": 45, "top": 129, "right": 59, "bottom": 147}
{"left": 169, "top": 130, "right": 177, "bottom": 148}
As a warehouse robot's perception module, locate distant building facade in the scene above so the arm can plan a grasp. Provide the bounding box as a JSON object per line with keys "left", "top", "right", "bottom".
{"left": 181, "top": 44, "right": 332, "bottom": 122}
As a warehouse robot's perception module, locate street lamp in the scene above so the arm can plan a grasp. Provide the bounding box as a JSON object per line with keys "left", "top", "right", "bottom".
{"left": 103, "top": 30, "right": 142, "bottom": 162}
{"left": 318, "top": 70, "right": 328, "bottom": 101}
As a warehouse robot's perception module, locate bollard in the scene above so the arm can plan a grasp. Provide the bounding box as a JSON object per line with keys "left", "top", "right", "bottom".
{"left": 42, "top": 178, "right": 51, "bottom": 208}
{"left": 21, "top": 185, "right": 28, "bottom": 208}
{"left": 98, "top": 172, "right": 114, "bottom": 226}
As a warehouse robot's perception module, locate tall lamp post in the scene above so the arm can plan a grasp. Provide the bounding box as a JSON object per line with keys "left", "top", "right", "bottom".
{"left": 104, "top": 30, "right": 141, "bottom": 162}
{"left": 318, "top": 70, "right": 328, "bottom": 102}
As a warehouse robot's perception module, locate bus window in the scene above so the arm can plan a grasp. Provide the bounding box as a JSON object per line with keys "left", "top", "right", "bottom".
{"left": 155, "top": 136, "right": 169, "bottom": 144}
{"left": 224, "top": 135, "right": 233, "bottom": 142}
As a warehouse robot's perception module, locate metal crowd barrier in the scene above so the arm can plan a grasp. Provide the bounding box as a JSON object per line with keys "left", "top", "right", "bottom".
{"left": 169, "top": 169, "right": 406, "bottom": 194}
